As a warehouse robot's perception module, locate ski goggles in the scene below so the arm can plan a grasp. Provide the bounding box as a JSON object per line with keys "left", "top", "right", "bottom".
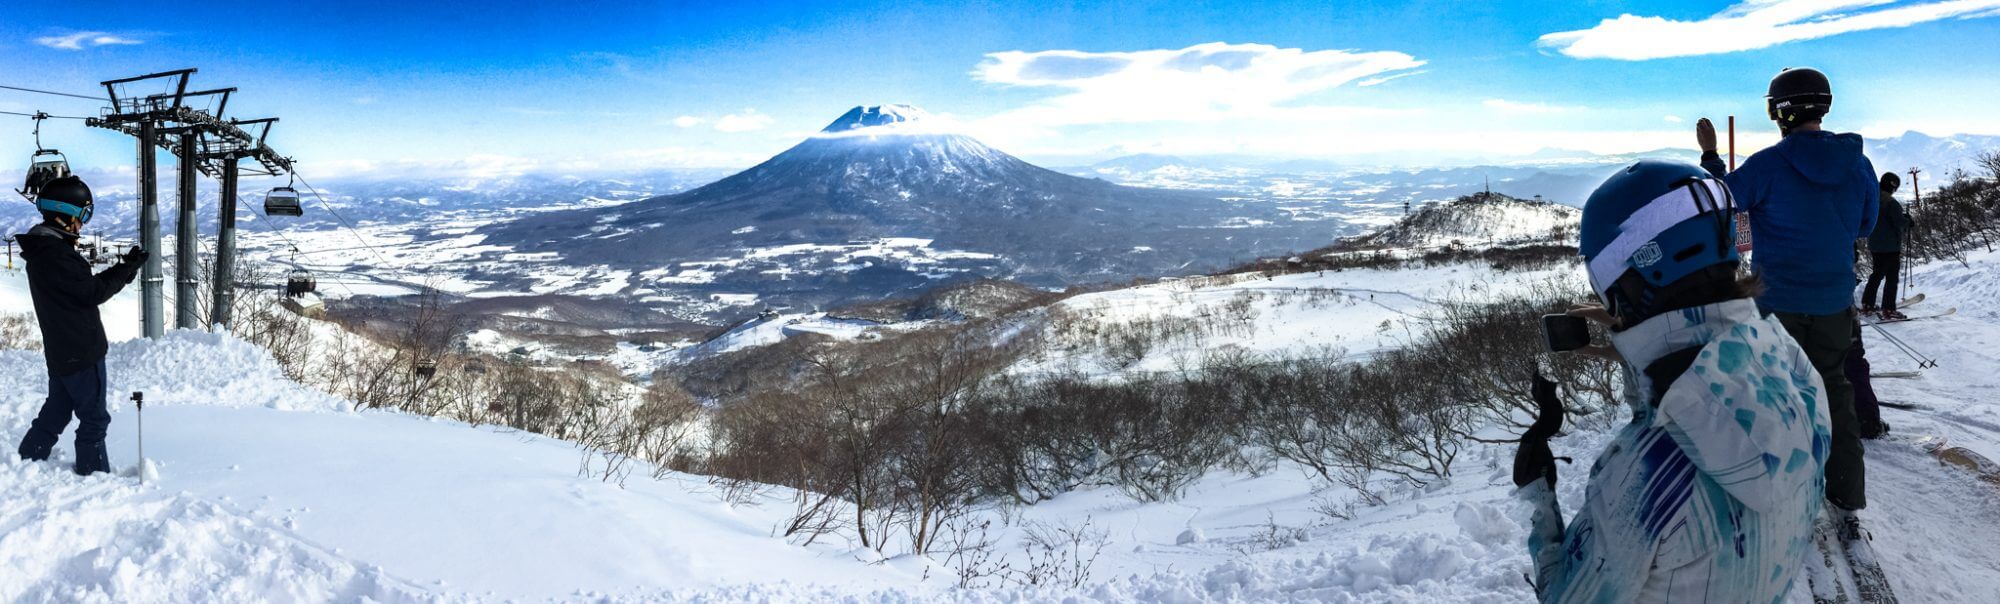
{"left": 1586, "top": 177, "right": 1735, "bottom": 297}
{"left": 35, "top": 198, "right": 93, "bottom": 225}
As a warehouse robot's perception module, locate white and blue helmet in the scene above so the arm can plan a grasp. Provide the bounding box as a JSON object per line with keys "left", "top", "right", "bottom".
{"left": 1580, "top": 160, "right": 1740, "bottom": 319}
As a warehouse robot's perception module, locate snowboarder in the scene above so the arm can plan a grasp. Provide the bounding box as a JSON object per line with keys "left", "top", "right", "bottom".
{"left": 1517, "top": 160, "right": 1831, "bottom": 603}
{"left": 1695, "top": 66, "right": 1877, "bottom": 514}
{"left": 1861, "top": 172, "right": 1912, "bottom": 320}
{"left": 13, "top": 175, "right": 146, "bottom": 476}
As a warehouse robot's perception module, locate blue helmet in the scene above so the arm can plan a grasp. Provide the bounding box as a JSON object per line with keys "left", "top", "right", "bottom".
{"left": 1580, "top": 160, "right": 1739, "bottom": 313}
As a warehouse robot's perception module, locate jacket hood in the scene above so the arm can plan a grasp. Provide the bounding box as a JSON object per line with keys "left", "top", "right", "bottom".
{"left": 15, "top": 223, "right": 78, "bottom": 259}
{"left": 1775, "top": 130, "right": 1868, "bottom": 186}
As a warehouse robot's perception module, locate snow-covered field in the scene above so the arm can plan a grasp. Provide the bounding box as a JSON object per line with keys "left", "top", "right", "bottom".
{"left": 5, "top": 247, "right": 2000, "bottom": 601}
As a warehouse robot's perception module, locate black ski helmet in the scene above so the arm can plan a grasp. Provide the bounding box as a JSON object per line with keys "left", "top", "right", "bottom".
{"left": 35, "top": 175, "right": 94, "bottom": 224}
{"left": 1767, "top": 67, "right": 1832, "bottom": 128}
{"left": 1881, "top": 171, "right": 1902, "bottom": 192}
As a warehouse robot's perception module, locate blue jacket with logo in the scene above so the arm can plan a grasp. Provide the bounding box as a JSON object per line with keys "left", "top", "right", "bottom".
{"left": 1702, "top": 131, "right": 1878, "bottom": 315}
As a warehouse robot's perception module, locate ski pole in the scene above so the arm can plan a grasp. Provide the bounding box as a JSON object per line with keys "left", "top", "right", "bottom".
{"left": 1868, "top": 322, "right": 1938, "bottom": 369}
{"left": 132, "top": 391, "right": 144, "bottom": 485}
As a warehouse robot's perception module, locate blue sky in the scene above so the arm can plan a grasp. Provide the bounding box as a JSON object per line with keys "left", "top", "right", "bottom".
{"left": 4, "top": 0, "right": 1999, "bottom": 180}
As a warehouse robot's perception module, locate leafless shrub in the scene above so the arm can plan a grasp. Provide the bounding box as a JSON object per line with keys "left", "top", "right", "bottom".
{"left": 0, "top": 313, "right": 40, "bottom": 350}
{"left": 1010, "top": 518, "right": 1108, "bottom": 589}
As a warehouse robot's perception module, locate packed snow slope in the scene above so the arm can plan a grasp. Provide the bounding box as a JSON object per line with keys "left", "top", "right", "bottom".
{"left": 6, "top": 250, "right": 2000, "bottom": 601}
{"left": 0, "top": 331, "right": 924, "bottom": 602}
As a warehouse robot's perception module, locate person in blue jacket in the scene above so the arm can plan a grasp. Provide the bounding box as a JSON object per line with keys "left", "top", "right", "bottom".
{"left": 1693, "top": 67, "right": 1876, "bottom": 513}
{"left": 1516, "top": 160, "right": 1830, "bottom": 603}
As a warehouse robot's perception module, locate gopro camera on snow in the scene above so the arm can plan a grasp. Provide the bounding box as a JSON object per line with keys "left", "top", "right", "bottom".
{"left": 1541, "top": 314, "right": 1590, "bottom": 353}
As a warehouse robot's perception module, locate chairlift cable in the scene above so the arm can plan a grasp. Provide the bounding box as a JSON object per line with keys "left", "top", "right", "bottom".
{"left": 0, "top": 83, "right": 107, "bottom": 102}
{"left": 287, "top": 170, "right": 400, "bottom": 270}
{"left": 0, "top": 109, "right": 89, "bottom": 120}
{"left": 238, "top": 193, "right": 359, "bottom": 297}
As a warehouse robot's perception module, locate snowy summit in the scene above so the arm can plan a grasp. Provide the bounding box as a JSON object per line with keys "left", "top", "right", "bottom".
{"left": 820, "top": 104, "right": 934, "bottom": 134}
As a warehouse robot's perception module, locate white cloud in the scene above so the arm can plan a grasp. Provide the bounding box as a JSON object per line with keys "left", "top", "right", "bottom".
{"left": 1664, "top": 115, "right": 1686, "bottom": 123}
{"left": 1483, "top": 98, "right": 1574, "bottom": 114}
{"left": 34, "top": 31, "right": 143, "bottom": 50}
{"left": 713, "top": 109, "right": 773, "bottom": 133}
{"left": 671, "top": 116, "right": 705, "bottom": 128}
{"left": 972, "top": 42, "right": 1424, "bottom": 127}
{"left": 1539, "top": 0, "right": 2000, "bottom": 60}
{"left": 1357, "top": 71, "right": 1426, "bottom": 87}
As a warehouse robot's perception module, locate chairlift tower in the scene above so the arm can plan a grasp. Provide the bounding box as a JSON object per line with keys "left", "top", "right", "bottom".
{"left": 87, "top": 69, "right": 294, "bottom": 337}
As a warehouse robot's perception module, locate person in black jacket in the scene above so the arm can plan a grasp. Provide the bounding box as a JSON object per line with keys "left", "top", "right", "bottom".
{"left": 14, "top": 175, "right": 146, "bottom": 476}
{"left": 1861, "top": 171, "right": 1912, "bottom": 319}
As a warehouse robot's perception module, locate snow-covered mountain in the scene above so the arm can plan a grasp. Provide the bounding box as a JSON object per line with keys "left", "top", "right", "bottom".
{"left": 1867, "top": 131, "right": 2000, "bottom": 178}
{"left": 1342, "top": 191, "right": 1580, "bottom": 250}
{"left": 482, "top": 105, "right": 1320, "bottom": 314}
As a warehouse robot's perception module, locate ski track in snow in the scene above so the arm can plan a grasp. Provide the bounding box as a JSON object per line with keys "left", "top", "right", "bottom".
{"left": 5, "top": 249, "right": 2000, "bottom": 601}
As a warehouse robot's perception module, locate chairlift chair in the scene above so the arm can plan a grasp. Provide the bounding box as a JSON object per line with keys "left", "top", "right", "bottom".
{"left": 414, "top": 358, "right": 438, "bottom": 379}
{"left": 284, "top": 268, "right": 317, "bottom": 297}
{"left": 19, "top": 149, "right": 70, "bottom": 201}
{"left": 265, "top": 186, "right": 304, "bottom": 217}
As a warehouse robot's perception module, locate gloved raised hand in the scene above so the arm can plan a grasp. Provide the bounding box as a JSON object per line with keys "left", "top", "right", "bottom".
{"left": 1513, "top": 370, "right": 1568, "bottom": 488}
{"left": 1696, "top": 118, "right": 1719, "bottom": 154}
{"left": 120, "top": 245, "right": 148, "bottom": 267}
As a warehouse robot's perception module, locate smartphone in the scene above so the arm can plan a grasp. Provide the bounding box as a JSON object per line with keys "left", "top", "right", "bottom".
{"left": 1541, "top": 314, "right": 1591, "bottom": 353}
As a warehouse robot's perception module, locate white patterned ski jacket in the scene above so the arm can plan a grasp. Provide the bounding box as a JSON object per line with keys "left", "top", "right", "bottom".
{"left": 1520, "top": 298, "right": 1832, "bottom": 603}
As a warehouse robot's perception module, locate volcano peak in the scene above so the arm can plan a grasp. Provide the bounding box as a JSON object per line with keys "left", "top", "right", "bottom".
{"left": 820, "top": 104, "right": 932, "bottom": 133}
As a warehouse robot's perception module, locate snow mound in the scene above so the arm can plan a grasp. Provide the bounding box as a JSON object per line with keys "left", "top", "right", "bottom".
{"left": 102, "top": 330, "right": 353, "bottom": 413}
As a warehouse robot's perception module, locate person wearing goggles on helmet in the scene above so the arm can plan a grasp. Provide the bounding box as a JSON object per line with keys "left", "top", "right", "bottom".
{"left": 14, "top": 174, "right": 147, "bottom": 476}
{"left": 1517, "top": 161, "right": 1830, "bottom": 603}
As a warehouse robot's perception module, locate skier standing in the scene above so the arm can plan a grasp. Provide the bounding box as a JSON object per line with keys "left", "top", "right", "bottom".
{"left": 1695, "top": 67, "right": 1877, "bottom": 514}
{"left": 13, "top": 175, "right": 146, "bottom": 475}
{"left": 1517, "top": 160, "right": 1831, "bottom": 602}
{"left": 1861, "top": 171, "right": 1911, "bottom": 320}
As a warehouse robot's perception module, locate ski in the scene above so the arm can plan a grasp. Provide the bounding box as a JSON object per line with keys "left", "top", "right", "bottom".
{"left": 1896, "top": 293, "right": 1924, "bottom": 309}
{"left": 1914, "top": 436, "right": 2000, "bottom": 488}
{"left": 1807, "top": 515, "right": 1853, "bottom": 604}
{"left": 1876, "top": 400, "right": 1924, "bottom": 411}
{"left": 1865, "top": 307, "right": 1957, "bottom": 325}
{"left": 1834, "top": 511, "right": 1899, "bottom": 603}
{"left": 1871, "top": 371, "right": 1921, "bottom": 379}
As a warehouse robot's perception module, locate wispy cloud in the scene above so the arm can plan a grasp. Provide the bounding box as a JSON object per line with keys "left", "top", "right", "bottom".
{"left": 713, "top": 109, "right": 773, "bottom": 133}
{"left": 1539, "top": 0, "right": 2000, "bottom": 60}
{"left": 34, "top": 31, "right": 143, "bottom": 50}
{"left": 1357, "top": 71, "right": 1426, "bottom": 87}
{"left": 972, "top": 42, "right": 1424, "bottom": 128}
{"left": 670, "top": 116, "right": 704, "bottom": 128}
{"left": 1483, "top": 98, "right": 1575, "bottom": 114}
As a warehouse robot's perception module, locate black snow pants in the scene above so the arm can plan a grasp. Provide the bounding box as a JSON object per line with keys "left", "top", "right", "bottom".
{"left": 1862, "top": 251, "right": 1902, "bottom": 312}
{"left": 16, "top": 361, "right": 111, "bottom": 475}
{"left": 1774, "top": 308, "right": 1867, "bottom": 511}
{"left": 1844, "top": 321, "right": 1885, "bottom": 436}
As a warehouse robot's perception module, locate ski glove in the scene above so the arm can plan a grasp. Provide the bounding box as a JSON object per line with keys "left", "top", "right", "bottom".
{"left": 1513, "top": 371, "right": 1567, "bottom": 488}
{"left": 120, "top": 245, "right": 148, "bottom": 267}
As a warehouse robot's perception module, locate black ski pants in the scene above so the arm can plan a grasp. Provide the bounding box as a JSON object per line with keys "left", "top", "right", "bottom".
{"left": 1862, "top": 251, "right": 1901, "bottom": 311}
{"left": 1774, "top": 308, "right": 1866, "bottom": 510}
{"left": 16, "top": 361, "right": 111, "bottom": 475}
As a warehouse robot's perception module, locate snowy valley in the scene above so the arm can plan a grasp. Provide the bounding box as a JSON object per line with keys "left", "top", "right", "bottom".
{"left": 8, "top": 181, "right": 2000, "bottom": 602}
